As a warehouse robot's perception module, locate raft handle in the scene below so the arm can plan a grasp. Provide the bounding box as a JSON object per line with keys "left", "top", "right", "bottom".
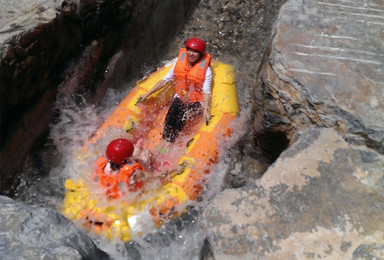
{"left": 186, "top": 138, "right": 195, "bottom": 148}
{"left": 125, "top": 121, "right": 135, "bottom": 133}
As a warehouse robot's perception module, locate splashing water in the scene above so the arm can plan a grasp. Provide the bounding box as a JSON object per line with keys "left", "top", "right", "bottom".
{"left": 83, "top": 111, "right": 248, "bottom": 260}
{"left": 56, "top": 75, "right": 248, "bottom": 259}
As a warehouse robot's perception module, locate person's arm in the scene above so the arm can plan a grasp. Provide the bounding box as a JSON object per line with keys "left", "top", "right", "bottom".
{"left": 137, "top": 63, "right": 176, "bottom": 104}
{"left": 137, "top": 79, "right": 168, "bottom": 103}
{"left": 202, "top": 67, "right": 212, "bottom": 124}
{"left": 157, "top": 162, "right": 187, "bottom": 184}
{"left": 131, "top": 162, "right": 187, "bottom": 188}
{"left": 203, "top": 93, "right": 211, "bottom": 125}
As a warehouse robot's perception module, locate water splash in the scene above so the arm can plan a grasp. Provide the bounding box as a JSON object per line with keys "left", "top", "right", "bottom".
{"left": 88, "top": 110, "right": 248, "bottom": 259}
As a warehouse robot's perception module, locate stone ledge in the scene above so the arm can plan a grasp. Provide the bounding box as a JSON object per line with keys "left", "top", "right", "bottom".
{"left": 0, "top": 0, "right": 59, "bottom": 44}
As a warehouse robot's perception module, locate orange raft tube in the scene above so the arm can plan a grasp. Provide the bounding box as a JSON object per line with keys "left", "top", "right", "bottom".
{"left": 61, "top": 60, "right": 239, "bottom": 241}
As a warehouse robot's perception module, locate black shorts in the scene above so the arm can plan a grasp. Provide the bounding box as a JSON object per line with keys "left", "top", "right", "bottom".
{"left": 162, "top": 97, "right": 202, "bottom": 143}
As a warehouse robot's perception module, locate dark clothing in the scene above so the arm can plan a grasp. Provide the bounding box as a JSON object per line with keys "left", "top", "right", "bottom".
{"left": 162, "top": 97, "right": 203, "bottom": 143}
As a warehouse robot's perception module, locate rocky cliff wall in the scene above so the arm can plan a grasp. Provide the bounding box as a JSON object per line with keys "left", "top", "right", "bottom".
{"left": 0, "top": 0, "right": 197, "bottom": 194}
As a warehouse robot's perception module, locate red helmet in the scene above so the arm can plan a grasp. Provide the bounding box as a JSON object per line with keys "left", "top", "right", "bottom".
{"left": 185, "top": 37, "right": 206, "bottom": 54}
{"left": 106, "top": 139, "right": 134, "bottom": 164}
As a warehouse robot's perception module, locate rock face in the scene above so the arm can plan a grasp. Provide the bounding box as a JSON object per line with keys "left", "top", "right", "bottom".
{"left": 201, "top": 0, "right": 384, "bottom": 258}
{"left": 253, "top": 0, "right": 384, "bottom": 157}
{"left": 0, "top": 195, "right": 110, "bottom": 260}
{"left": 0, "top": 0, "right": 198, "bottom": 194}
{"left": 201, "top": 128, "right": 384, "bottom": 259}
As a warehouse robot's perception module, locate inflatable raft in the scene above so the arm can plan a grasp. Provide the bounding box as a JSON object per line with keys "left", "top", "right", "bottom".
{"left": 62, "top": 60, "right": 239, "bottom": 241}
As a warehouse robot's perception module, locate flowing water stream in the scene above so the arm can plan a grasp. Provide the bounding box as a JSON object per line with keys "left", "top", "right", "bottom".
{"left": 12, "top": 0, "right": 286, "bottom": 258}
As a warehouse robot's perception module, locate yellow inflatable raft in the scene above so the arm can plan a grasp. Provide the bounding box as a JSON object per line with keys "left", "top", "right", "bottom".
{"left": 62, "top": 60, "right": 239, "bottom": 241}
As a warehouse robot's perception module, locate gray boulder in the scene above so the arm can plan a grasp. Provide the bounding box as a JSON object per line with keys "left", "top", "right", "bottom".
{"left": 0, "top": 195, "right": 110, "bottom": 260}
{"left": 201, "top": 128, "right": 384, "bottom": 259}
{"left": 254, "top": 0, "right": 384, "bottom": 156}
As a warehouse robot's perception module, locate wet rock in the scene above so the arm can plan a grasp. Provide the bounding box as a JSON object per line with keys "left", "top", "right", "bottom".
{"left": 201, "top": 127, "right": 384, "bottom": 259}
{"left": 254, "top": 0, "right": 384, "bottom": 157}
{"left": 0, "top": 195, "right": 110, "bottom": 260}
{"left": 224, "top": 137, "right": 269, "bottom": 189}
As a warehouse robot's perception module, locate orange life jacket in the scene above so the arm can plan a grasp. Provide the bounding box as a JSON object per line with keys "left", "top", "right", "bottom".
{"left": 94, "top": 156, "right": 145, "bottom": 198}
{"left": 173, "top": 48, "right": 211, "bottom": 103}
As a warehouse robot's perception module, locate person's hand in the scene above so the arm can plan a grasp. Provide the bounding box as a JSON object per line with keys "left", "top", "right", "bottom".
{"left": 176, "top": 162, "right": 187, "bottom": 174}
{"left": 136, "top": 80, "right": 167, "bottom": 105}
{"left": 136, "top": 94, "right": 148, "bottom": 105}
